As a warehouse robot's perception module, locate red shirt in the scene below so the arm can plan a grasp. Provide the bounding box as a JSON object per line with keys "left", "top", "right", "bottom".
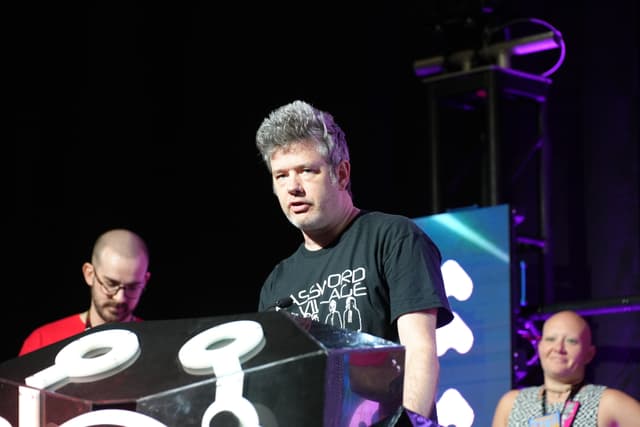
{"left": 19, "top": 314, "right": 141, "bottom": 356}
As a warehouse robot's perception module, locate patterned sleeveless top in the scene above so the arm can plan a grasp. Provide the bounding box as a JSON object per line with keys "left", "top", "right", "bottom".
{"left": 507, "top": 384, "right": 606, "bottom": 426}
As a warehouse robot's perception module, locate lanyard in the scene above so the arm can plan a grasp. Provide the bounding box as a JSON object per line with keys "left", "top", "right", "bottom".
{"left": 540, "top": 383, "right": 583, "bottom": 427}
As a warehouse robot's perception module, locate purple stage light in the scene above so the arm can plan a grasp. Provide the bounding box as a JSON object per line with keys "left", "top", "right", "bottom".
{"left": 512, "top": 38, "right": 560, "bottom": 55}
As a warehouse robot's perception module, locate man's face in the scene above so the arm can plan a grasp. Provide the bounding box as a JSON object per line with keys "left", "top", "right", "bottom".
{"left": 269, "top": 140, "right": 342, "bottom": 232}
{"left": 90, "top": 247, "right": 149, "bottom": 324}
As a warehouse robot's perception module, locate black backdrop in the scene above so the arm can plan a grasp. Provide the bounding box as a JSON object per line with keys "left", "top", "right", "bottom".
{"left": 8, "top": 1, "right": 639, "bottom": 400}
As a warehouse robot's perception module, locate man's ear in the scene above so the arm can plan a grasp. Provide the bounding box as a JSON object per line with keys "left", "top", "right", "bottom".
{"left": 82, "top": 262, "right": 94, "bottom": 287}
{"left": 338, "top": 160, "right": 351, "bottom": 190}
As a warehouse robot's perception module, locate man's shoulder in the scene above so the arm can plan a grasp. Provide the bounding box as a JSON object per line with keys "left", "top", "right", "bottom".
{"left": 357, "top": 210, "right": 413, "bottom": 226}
{"left": 32, "top": 313, "right": 83, "bottom": 332}
{"left": 356, "top": 210, "right": 422, "bottom": 234}
{"left": 19, "top": 313, "right": 85, "bottom": 356}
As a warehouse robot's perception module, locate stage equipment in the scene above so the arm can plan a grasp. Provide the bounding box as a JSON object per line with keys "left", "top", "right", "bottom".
{"left": 414, "top": 203, "right": 512, "bottom": 427}
{"left": 0, "top": 311, "right": 404, "bottom": 427}
{"left": 414, "top": 17, "right": 565, "bottom": 79}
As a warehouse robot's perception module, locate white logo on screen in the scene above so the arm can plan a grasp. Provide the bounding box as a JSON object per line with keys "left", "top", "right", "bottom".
{"left": 437, "top": 388, "right": 474, "bottom": 427}
{"left": 435, "top": 259, "right": 475, "bottom": 427}
{"left": 436, "top": 259, "right": 474, "bottom": 356}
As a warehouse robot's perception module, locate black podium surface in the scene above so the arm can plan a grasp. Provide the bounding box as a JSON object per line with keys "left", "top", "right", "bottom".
{"left": 0, "top": 311, "right": 404, "bottom": 426}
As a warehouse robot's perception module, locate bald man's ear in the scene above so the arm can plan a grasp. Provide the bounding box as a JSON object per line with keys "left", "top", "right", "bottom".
{"left": 82, "top": 262, "right": 94, "bottom": 287}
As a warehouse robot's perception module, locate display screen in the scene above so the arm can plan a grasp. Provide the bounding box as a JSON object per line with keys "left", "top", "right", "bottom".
{"left": 413, "top": 204, "right": 512, "bottom": 427}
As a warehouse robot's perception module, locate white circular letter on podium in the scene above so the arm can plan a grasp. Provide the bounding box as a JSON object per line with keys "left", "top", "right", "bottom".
{"left": 59, "top": 409, "right": 167, "bottom": 427}
{"left": 178, "top": 320, "right": 264, "bottom": 371}
{"left": 201, "top": 396, "right": 260, "bottom": 427}
{"left": 25, "top": 328, "right": 140, "bottom": 390}
{"left": 178, "top": 320, "right": 265, "bottom": 427}
{"left": 56, "top": 329, "right": 140, "bottom": 378}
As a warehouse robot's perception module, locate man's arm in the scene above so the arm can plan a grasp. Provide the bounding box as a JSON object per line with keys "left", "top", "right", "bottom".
{"left": 397, "top": 308, "right": 439, "bottom": 418}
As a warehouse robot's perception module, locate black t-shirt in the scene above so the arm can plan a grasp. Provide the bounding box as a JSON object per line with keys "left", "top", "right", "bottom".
{"left": 258, "top": 210, "right": 453, "bottom": 342}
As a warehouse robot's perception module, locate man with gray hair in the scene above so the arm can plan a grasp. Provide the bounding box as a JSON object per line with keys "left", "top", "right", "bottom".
{"left": 256, "top": 100, "right": 453, "bottom": 426}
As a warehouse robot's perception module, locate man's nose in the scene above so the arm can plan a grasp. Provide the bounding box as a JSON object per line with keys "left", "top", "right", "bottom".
{"left": 286, "top": 174, "right": 303, "bottom": 194}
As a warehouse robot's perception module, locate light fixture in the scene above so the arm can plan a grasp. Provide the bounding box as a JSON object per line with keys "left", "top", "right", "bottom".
{"left": 481, "top": 31, "right": 562, "bottom": 68}
{"left": 414, "top": 18, "right": 565, "bottom": 78}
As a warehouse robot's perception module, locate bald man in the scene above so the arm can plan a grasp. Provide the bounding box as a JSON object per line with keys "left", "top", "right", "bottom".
{"left": 19, "top": 228, "right": 151, "bottom": 356}
{"left": 491, "top": 310, "right": 640, "bottom": 426}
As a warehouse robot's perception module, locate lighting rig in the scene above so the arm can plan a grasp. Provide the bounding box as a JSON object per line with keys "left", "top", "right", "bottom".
{"left": 414, "top": 17, "right": 566, "bottom": 80}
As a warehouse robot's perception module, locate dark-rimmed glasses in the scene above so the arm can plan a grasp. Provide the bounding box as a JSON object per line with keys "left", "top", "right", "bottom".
{"left": 93, "top": 268, "right": 144, "bottom": 298}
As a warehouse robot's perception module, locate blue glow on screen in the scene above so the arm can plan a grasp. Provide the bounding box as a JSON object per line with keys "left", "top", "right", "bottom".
{"left": 413, "top": 204, "right": 512, "bottom": 427}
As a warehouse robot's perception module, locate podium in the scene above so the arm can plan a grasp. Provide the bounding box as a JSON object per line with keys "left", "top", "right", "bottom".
{"left": 0, "top": 311, "right": 404, "bottom": 426}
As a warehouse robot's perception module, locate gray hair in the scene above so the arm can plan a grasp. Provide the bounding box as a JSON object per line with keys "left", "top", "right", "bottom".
{"left": 255, "top": 100, "right": 350, "bottom": 183}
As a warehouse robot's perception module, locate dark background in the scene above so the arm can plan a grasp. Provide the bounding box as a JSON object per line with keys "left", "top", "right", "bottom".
{"left": 8, "top": 0, "right": 639, "bottom": 400}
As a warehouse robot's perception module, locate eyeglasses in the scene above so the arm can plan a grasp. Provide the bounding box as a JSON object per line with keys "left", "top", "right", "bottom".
{"left": 93, "top": 268, "right": 145, "bottom": 298}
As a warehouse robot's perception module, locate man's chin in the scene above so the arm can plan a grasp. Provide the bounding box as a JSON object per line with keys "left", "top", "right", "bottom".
{"left": 104, "top": 309, "right": 129, "bottom": 323}
{"left": 287, "top": 216, "right": 304, "bottom": 229}
{"left": 288, "top": 214, "right": 317, "bottom": 230}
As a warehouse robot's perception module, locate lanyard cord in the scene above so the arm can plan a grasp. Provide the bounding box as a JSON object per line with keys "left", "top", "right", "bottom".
{"left": 541, "top": 382, "right": 583, "bottom": 417}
